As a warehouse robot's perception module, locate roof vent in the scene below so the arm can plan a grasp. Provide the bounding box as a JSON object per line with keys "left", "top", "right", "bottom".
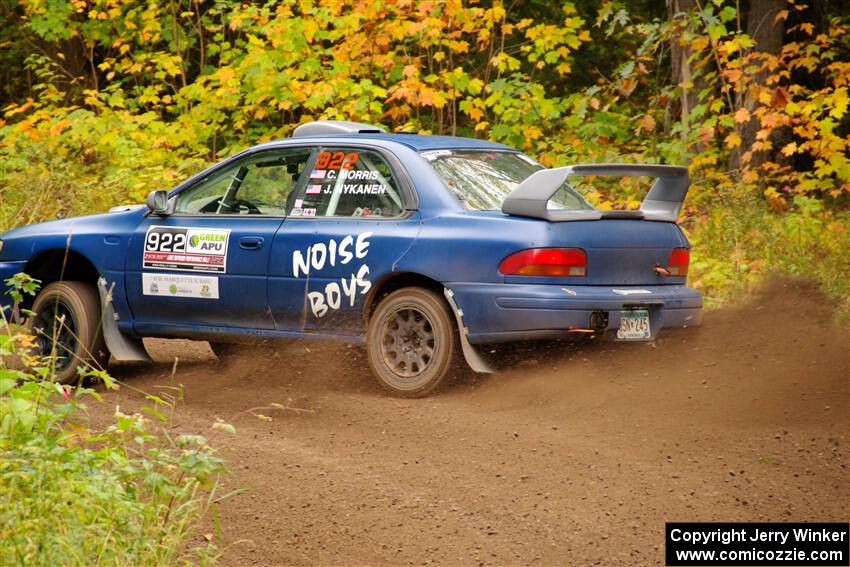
{"left": 292, "top": 120, "right": 387, "bottom": 137}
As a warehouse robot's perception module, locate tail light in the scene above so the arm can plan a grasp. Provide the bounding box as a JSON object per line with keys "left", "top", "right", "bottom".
{"left": 499, "top": 248, "right": 587, "bottom": 277}
{"left": 667, "top": 247, "right": 690, "bottom": 277}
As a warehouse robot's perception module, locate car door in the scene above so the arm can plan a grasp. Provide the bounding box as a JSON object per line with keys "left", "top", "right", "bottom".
{"left": 268, "top": 145, "right": 422, "bottom": 336}
{"left": 126, "top": 147, "right": 314, "bottom": 331}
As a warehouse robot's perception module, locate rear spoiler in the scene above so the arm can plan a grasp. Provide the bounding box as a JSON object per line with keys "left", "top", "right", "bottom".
{"left": 501, "top": 163, "right": 689, "bottom": 222}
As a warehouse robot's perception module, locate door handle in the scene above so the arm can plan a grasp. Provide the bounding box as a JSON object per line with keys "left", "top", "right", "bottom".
{"left": 239, "top": 236, "right": 265, "bottom": 250}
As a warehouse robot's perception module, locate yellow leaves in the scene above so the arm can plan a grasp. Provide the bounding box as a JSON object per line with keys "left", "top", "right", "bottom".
{"left": 760, "top": 112, "right": 781, "bottom": 129}
{"left": 725, "top": 131, "right": 742, "bottom": 148}
{"left": 723, "top": 69, "right": 742, "bottom": 83}
{"left": 637, "top": 114, "right": 655, "bottom": 133}
{"left": 4, "top": 100, "right": 34, "bottom": 117}
{"left": 734, "top": 107, "right": 751, "bottom": 123}
{"left": 524, "top": 125, "right": 543, "bottom": 140}
{"left": 691, "top": 36, "right": 709, "bottom": 53}
{"left": 742, "top": 169, "right": 760, "bottom": 184}
{"left": 215, "top": 67, "right": 236, "bottom": 84}
{"left": 403, "top": 64, "right": 418, "bottom": 78}
{"left": 829, "top": 87, "right": 848, "bottom": 119}
{"left": 419, "top": 89, "right": 447, "bottom": 109}
{"left": 303, "top": 19, "right": 319, "bottom": 43}
{"left": 699, "top": 125, "right": 715, "bottom": 145}
{"left": 48, "top": 119, "right": 71, "bottom": 137}
{"left": 468, "top": 107, "right": 484, "bottom": 121}
{"left": 718, "top": 39, "right": 740, "bottom": 56}
{"left": 446, "top": 40, "right": 469, "bottom": 54}
{"left": 781, "top": 142, "right": 798, "bottom": 156}
{"left": 618, "top": 77, "right": 637, "bottom": 97}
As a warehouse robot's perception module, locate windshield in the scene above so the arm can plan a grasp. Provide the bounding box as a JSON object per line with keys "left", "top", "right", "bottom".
{"left": 423, "top": 150, "right": 593, "bottom": 212}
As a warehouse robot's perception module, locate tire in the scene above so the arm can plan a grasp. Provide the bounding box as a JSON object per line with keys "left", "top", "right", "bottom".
{"left": 366, "top": 287, "right": 459, "bottom": 397}
{"left": 209, "top": 341, "right": 239, "bottom": 359}
{"left": 30, "top": 281, "right": 109, "bottom": 384}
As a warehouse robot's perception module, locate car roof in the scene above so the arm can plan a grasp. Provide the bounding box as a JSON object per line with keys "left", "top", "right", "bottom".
{"left": 261, "top": 132, "right": 515, "bottom": 152}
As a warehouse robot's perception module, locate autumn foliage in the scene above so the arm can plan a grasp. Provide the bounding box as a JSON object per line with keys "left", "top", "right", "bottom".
{"left": 0, "top": 0, "right": 847, "bottom": 306}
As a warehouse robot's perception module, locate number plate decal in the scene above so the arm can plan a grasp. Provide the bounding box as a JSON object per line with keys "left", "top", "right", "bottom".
{"left": 617, "top": 309, "right": 651, "bottom": 340}
{"left": 143, "top": 226, "right": 231, "bottom": 273}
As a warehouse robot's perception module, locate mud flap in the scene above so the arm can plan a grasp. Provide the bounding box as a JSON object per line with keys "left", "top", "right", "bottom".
{"left": 444, "top": 288, "right": 494, "bottom": 374}
{"left": 97, "top": 277, "right": 151, "bottom": 362}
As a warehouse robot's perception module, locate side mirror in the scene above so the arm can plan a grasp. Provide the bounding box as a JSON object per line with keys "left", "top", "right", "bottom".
{"left": 146, "top": 190, "right": 170, "bottom": 215}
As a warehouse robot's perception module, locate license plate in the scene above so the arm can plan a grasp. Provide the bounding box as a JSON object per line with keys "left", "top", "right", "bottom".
{"left": 617, "top": 309, "right": 650, "bottom": 340}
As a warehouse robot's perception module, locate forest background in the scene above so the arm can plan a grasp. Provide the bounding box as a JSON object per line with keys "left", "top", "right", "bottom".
{"left": 1, "top": 0, "right": 848, "bottom": 310}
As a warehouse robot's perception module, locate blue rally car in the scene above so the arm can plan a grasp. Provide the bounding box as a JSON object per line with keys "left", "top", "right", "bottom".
{"left": 0, "top": 120, "right": 702, "bottom": 396}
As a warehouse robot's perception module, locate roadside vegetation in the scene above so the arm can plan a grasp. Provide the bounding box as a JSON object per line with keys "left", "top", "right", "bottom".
{"left": 0, "top": 274, "right": 227, "bottom": 565}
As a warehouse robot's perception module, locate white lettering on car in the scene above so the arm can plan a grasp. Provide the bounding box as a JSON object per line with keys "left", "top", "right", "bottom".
{"left": 292, "top": 232, "right": 374, "bottom": 318}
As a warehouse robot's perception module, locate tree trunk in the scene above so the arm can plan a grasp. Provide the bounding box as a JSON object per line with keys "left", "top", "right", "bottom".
{"left": 730, "top": 0, "right": 788, "bottom": 171}
{"left": 667, "top": 0, "right": 708, "bottom": 142}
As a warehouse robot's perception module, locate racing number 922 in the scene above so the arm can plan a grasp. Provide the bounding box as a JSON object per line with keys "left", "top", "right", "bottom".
{"left": 145, "top": 229, "right": 187, "bottom": 253}
{"left": 315, "top": 151, "right": 359, "bottom": 170}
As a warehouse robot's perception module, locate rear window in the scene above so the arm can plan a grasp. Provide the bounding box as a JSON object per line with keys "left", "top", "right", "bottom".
{"left": 422, "top": 150, "right": 593, "bottom": 212}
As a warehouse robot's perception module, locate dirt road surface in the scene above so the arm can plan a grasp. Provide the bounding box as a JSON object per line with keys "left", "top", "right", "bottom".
{"left": 100, "top": 279, "right": 849, "bottom": 566}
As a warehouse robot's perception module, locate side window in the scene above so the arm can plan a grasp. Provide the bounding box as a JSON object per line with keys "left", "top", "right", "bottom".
{"left": 293, "top": 148, "right": 405, "bottom": 218}
{"left": 175, "top": 147, "right": 314, "bottom": 215}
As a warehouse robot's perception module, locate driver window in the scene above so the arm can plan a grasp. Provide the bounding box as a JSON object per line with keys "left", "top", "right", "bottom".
{"left": 175, "top": 148, "right": 314, "bottom": 215}
{"left": 293, "top": 148, "right": 405, "bottom": 218}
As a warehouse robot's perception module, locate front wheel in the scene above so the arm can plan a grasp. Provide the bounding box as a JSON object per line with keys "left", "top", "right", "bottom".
{"left": 30, "top": 281, "right": 109, "bottom": 384}
{"left": 366, "top": 287, "right": 459, "bottom": 397}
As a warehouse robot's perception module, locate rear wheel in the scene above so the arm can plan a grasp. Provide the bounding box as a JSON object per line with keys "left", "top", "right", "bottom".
{"left": 30, "top": 281, "right": 109, "bottom": 384}
{"left": 366, "top": 287, "right": 459, "bottom": 397}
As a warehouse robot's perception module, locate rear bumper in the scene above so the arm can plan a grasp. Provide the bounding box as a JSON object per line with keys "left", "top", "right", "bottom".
{"left": 447, "top": 282, "right": 702, "bottom": 344}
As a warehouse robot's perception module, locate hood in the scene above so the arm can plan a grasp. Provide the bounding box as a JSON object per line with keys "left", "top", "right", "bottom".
{"left": 1, "top": 206, "right": 148, "bottom": 240}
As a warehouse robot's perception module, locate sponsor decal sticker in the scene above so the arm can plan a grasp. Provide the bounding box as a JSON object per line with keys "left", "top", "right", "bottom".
{"left": 293, "top": 198, "right": 303, "bottom": 208}
{"left": 143, "top": 226, "right": 230, "bottom": 273}
{"left": 302, "top": 208, "right": 316, "bottom": 217}
{"left": 142, "top": 273, "right": 219, "bottom": 299}
{"left": 291, "top": 232, "right": 373, "bottom": 318}
{"left": 290, "top": 208, "right": 303, "bottom": 217}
